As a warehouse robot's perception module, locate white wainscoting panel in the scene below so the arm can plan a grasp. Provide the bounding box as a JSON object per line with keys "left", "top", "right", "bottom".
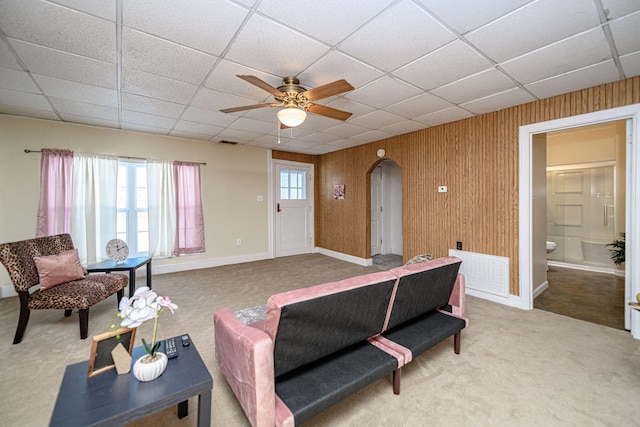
{"left": 449, "top": 249, "right": 510, "bottom": 300}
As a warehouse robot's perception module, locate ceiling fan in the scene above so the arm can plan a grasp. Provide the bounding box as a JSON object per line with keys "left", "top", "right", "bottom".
{"left": 220, "top": 75, "right": 354, "bottom": 127}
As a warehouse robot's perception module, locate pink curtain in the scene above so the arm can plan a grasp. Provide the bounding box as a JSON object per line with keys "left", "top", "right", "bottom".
{"left": 36, "top": 149, "right": 74, "bottom": 237}
{"left": 173, "top": 161, "right": 205, "bottom": 255}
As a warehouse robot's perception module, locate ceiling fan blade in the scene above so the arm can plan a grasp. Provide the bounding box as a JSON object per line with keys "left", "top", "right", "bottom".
{"left": 237, "top": 75, "right": 284, "bottom": 97}
{"left": 307, "top": 103, "right": 352, "bottom": 121}
{"left": 220, "top": 103, "right": 278, "bottom": 113}
{"left": 301, "top": 79, "right": 354, "bottom": 101}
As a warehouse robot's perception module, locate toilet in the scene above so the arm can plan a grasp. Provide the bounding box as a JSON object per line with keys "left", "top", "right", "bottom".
{"left": 546, "top": 241, "right": 557, "bottom": 254}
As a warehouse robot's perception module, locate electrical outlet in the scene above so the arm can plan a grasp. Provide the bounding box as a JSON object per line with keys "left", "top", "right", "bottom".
{"left": 438, "top": 186, "right": 447, "bottom": 193}
{"left": 456, "top": 241, "right": 462, "bottom": 250}
{"left": 236, "top": 239, "right": 242, "bottom": 246}
{"left": 257, "top": 195, "right": 263, "bottom": 202}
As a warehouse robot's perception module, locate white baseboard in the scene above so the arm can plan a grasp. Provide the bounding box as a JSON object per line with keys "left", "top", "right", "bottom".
{"left": 533, "top": 280, "right": 549, "bottom": 299}
{"left": 315, "top": 247, "right": 372, "bottom": 267}
{"left": 465, "top": 288, "right": 524, "bottom": 309}
{"left": 0, "top": 252, "right": 274, "bottom": 298}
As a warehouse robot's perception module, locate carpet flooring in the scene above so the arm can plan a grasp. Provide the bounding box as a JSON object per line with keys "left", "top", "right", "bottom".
{"left": 0, "top": 254, "right": 638, "bottom": 426}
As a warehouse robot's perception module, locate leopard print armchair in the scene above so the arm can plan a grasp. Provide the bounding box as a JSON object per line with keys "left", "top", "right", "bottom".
{"left": 0, "top": 234, "right": 128, "bottom": 344}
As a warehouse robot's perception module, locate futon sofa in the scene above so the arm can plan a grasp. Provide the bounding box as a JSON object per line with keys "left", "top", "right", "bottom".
{"left": 213, "top": 256, "right": 467, "bottom": 427}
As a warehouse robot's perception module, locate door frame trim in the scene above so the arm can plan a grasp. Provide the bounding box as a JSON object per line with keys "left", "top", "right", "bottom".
{"left": 518, "top": 104, "right": 640, "bottom": 339}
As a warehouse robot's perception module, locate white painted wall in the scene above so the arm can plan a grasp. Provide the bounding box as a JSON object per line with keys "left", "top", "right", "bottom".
{"left": 382, "top": 161, "right": 402, "bottom": 255}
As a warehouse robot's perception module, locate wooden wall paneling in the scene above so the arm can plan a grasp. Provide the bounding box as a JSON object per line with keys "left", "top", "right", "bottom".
{"left": 298, "top": 77, "right": 639, "bottom": 296}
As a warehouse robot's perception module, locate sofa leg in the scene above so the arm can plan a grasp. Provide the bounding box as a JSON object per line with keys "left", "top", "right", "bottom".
{"left": 454, "top": 332, "right": 461, "bottom": 354}
{"left": 64, "top": 309, "right": 72, "bottom": 317}
{"left": 393, "top": 368, "right": 401, "bottom": 395}
{"left": 79, "top": 309, "right": 89, "bottom": 339}
{"left": 13, "top": 292, "right": 31, "bottom": 344}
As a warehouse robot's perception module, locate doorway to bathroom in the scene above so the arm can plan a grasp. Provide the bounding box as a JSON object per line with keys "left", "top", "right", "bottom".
{"left": 537, "top": 121, "right": 626, "bottom": 329}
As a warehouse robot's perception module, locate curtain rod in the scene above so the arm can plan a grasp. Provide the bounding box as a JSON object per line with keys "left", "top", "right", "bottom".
{"left": 24, "top": 149, "right": 206, "bottom": 165}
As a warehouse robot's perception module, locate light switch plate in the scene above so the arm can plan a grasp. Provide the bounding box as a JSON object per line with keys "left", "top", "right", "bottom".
{"left": 438, "top": 186, "right": 447, "bottom": 193}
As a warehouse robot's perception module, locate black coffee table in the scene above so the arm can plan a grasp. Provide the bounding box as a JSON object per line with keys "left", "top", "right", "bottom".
{"left": 85, "top": 257, "right": 152, "bottom": 297}
{"left": 49, "top": 334, "right": 212, "bottom": 426}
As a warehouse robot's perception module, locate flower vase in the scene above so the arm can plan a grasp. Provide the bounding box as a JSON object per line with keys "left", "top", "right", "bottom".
{"left": 132, "top": 352, "right": 168, "bottom": 382}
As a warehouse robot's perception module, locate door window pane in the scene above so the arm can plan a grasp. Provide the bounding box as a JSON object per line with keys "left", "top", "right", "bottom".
{"left": 280, "top": 169, "right": 306, "bottom": 200}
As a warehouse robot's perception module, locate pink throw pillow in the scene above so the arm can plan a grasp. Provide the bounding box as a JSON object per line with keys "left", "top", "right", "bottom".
{"left": 34, "top": 249, "right": 86, "bottom": 290}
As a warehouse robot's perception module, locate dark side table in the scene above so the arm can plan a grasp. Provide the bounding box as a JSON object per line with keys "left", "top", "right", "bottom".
{"left": 49, "top": 334, "right": 212, "bottom": 427}
{"left": 85, "top": 257, "right": 152, "bottom": 297}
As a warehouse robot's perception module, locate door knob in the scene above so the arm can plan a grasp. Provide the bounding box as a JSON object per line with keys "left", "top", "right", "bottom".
{"left": 277, "top": 203, "right": 281, "bottom": 213}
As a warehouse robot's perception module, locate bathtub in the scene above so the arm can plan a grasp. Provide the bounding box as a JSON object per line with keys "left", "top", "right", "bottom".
{"left": 581, "top": 238, "right": 614, "bottom": 266}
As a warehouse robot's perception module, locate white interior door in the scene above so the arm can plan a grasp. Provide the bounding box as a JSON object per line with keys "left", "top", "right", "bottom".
{"left": 371, "top": 166, "right": 383, "bottom": 256}
{"left": 275, "top": 162, "right": 313, "bottom": 257}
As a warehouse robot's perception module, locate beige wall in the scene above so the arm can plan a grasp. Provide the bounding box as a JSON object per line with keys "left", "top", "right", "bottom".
{"left": 0, "top": 115, "right": 270, "bottom": 288}
{"left": 547, "top": 121, "right": 618, "bottom": 165}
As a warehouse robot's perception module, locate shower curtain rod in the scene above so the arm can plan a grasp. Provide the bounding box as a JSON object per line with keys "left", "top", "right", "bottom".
{"left": 24, "top": 149, "right": 206, "bottom": 165}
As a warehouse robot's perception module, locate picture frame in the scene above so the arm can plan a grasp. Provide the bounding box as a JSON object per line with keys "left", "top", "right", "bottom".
{"left": 88, "top": 327, "right": 136, "bottom": 377}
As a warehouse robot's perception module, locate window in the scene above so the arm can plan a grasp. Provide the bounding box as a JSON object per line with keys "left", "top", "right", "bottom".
{"left": 280, "top": 169, "right": 306, "bottom": 200}
{"left": 117, "top": 160, "right": 149, "bottom": 256}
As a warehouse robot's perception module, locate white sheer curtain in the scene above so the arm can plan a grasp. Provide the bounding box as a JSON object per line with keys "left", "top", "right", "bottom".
{"left": 147, "top": 159, "right": 176, "bottom": 257}
{"left": 71, "top": 152, "right": 117, "bottom": 264}
{"left": 173, "top": 161, "right": 205, "bottom": 255}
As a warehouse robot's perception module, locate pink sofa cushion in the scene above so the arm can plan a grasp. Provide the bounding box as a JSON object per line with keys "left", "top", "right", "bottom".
{"left": 264, "top": 271, "right": 398, "bottom": 377}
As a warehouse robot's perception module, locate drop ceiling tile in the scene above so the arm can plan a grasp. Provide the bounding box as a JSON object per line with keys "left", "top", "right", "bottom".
{"left": 205, "top": 60, "right": 280, "bottom": 101}
{"left": 215, "top": 127, "right": 264, "bottom": 141}
{"left": 379, "top": 120, "right": 428, "bottom": 136}
{"left": 339, "top": 0, "right": 456, "bottom": 71}
{"left": 416, "top": 0, "right": 531, "bottom": 34}
{"left": 59, "top": 114, "right": 119, "bottom": 129}
{"left": 173, "top": 120, "right": 224, "bottom": 136}
{"left": 322, "top": 122, "right": 370, "bottom": 138}
{"left": 620, "top": 51, "right": 640, "bottom": 78}
{"left": 224, "top": 14, "right": 328, "bottom": 77}
{"left": 122, "top": 28, "right": 217, "bottom": 85}
{"left": 0, "top": 104, "right": 58, "bottom": 121}
{"left": 0, "top": 67, "right": 39, "bottom": 93}
{"left": 350, "top": 110, "right": 405, "bottom": 130}
{"left": 258, "top": 0, "right": 393, "bottom": 45}
{"left": 431, "top": 68, "right": 516, "bottom": 104}
{"left": 124, "top": 0, "right": 248, "bottom": 56}
{"left": 394, "top": 40, "right": 492, "bottom": 90}
{"left": 121, "top": 93, "right": 185, "bottom": 118}
{"left": 229, "top": 117, "right": 275, "bottom": 134}
{"left": 32, "top": 74, "right": 117, "bottom": 107}
{"left": 191, "top": 87, "right": 259, "bottom": 113}
{"left": 0, "top": 88, "right": 54, "bottom": 112}
{"left": 11, "top": 39, "right": 116, "bottom": 89}
{"left": 601, "top": 0, "right": 640, "bottom": 19}
{"left": 346, "top": 75, "right": 422, "bottom": 108}
{"left": 121, "top": 110, "right": 176, "bottom": 129}
{"left": 122, "top": 68, "right": 198, "bottom": 104}
{"left": 0, "top": 0, "right": 115, "bottom": 63}
{"left": 50, "top": 97, "right": 119, "bottom": 121}
{"left": 384, "top": 92, "right": 453, "bottom": 118}
{"left": 524, "top": 61, "right": 622, "bottom": 100}
{"left": 0, "top": 39, "right": 22, "bottom": 70}
{"left": 324, "top": 98, "right": 375, "bottom": 119}
{"left": 350, "top": 129, "right": 395, "bottom": 142}
{"left": 301, "top": 132, "right": 341, "bottom": 144}
{"left": 181, "top": 106, "right": 238, "bottom": 127}
{"left": 461, "top": 88, "right": 535, "bottom": 115}
{"left": 121, "top": 123, "right": 169, "bottom": 135}
{"left": 169, "top": 130, "right": 213, "bottom": 141}
{"left": 298, "top": 51, "right": 384, "bottom": 90}
{"left": 50, "top": 0, "right": 116, "bottom": 21}
{"left": 500, "top": 29, "right": 612, "bottom": 85}
{"left": 466, "top": 0, "right": 600, "bottom": 62}
{"left": 414, "top": 106, "right": 474, "bottom": 126}
{"left": 608, "top": 12, "right": 640, "bottom": 56}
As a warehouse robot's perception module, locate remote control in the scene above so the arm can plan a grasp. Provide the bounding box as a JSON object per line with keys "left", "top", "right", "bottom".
{"left": 181, "top": 335, "right": 191, "bottom": 347}
{"left": 164, "top": 338, "right": 178, "bottom": 359}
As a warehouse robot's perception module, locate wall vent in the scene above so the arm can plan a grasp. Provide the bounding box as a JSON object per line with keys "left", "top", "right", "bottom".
{"left": 219, "top": 140, "right": 238, "bottom": 145}
{"left": 449, "top": 249, "right": 509, "bottom": 298}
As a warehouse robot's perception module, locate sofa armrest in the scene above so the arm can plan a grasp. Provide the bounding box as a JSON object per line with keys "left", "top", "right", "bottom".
{"left": 214, "top": 308, "right": 275, "bottom": 427}
{"left": 448, "top": 273, "right": 467, "bottom": 320}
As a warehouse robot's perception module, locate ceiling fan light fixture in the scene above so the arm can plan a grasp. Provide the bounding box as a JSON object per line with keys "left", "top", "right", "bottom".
{"left": 277, "top": 107, "right": 307, "bottom": 127}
